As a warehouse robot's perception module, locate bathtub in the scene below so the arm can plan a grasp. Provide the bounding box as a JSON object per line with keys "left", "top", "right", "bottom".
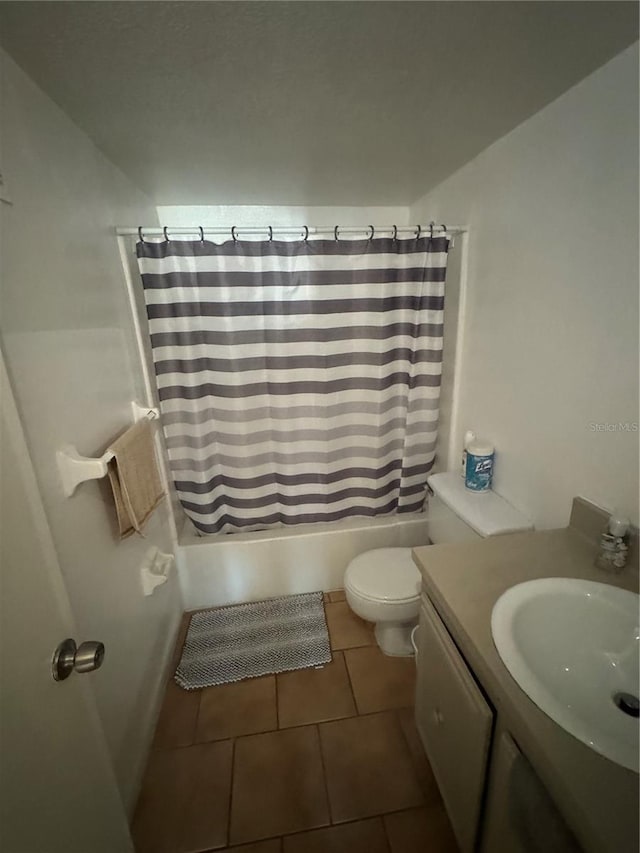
{"left": 175, "top": 512, "right": 429, "bottom": 609}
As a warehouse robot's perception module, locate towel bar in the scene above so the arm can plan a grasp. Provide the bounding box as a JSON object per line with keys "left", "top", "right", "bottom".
{"left": 56, "top": 402, "right": 159, "bottom": 498}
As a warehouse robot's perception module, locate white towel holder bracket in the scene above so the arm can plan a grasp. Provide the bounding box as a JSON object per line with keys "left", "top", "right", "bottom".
{"left": 56, "top": 402, "right": 159, "bottom": 498}
{"left": 131, "top": 401, "right": 160, "bottom": 422}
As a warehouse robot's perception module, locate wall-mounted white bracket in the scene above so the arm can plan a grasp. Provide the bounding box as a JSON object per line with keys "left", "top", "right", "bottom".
{"left": 56, "top": 445, "right": 114, "bottom": 498}
{"left": 140, "top": 547, "right": 174, "bottom": 596}
{"left": 56, "top": 402, "right": 159, "bottom": 498}
{"left": 131, "top": 401, "right": 159, "bottom": 422}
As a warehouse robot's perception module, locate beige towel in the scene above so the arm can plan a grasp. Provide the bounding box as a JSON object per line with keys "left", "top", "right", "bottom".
{"left": 107, "top": 419, "right": 165, "bottom": 539}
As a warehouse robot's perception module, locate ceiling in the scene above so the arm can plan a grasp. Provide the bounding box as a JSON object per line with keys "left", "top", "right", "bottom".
{"left": 0, "top": 2, "right": 637, "bottom": 206}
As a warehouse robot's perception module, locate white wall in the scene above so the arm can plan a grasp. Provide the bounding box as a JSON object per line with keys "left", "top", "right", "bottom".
{"left": 411, "top": 44, "right": 639, "bottom": 529}
{"left": 0, "top": 51, "right": 183, "bottom": 812}
{"left": 156, "top": 204, "right": 411, "bottom": 230}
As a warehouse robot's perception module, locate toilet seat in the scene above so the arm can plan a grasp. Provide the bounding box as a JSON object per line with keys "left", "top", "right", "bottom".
{"left": 345, "top": 547, "right": 421, "bottom": 604}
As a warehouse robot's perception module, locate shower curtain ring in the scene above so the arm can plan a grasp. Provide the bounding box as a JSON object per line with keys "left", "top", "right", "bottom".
{"left": 429, "top": 222, "right": 434, "bottom": 239}
{"left": 368, "top": 225, "right": 374, "bottom": 241}
{"left": 268, "top": 226, "right": 273, "bottom": 241}
{"left": 199, "top": 226, "right": 205, "bottom": 242}
{"left": 440, "top": 223, "right": 447, "bottom": 235}
{"left": 334, "top": 225, "right": 339, "bottom": 241}
{"left": 415, "top": 224, "right": 421, "bottom": 239}
{"left": 231, "top": 226, "right": 238, "bottom": 242}
{"left": 392, "top": 225, "right": 398, "bottom": 241}
{"left": 138, "top": 226, "right": 145, "bottom": 243}
{"left": 303, "top": 225, "right": 309, "bottom": 242}
{"left": 163, "top": 227, "right": 170, "bottom": 242}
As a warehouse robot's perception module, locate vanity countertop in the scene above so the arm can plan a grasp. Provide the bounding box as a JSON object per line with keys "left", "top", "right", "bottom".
{"left": 412, "top": 525, "right": 639, "bottom": 853}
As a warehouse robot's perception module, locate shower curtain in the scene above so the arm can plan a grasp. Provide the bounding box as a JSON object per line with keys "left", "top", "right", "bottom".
{"left": 137, "top": 234, "right": 449, "bottom": 534}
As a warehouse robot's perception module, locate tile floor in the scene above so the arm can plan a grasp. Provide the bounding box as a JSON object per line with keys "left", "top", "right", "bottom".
{"left": 133, "top": 590, "right": 459, "bottom": 853}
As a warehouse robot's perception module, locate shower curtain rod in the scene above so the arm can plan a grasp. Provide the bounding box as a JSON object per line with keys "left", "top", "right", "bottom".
{"left": 116, "top": 223, "right": 466, "bottom": 240}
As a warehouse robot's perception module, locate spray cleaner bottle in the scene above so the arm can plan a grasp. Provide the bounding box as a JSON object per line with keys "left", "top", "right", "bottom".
{"left": 460, "top": 431, "right": 476, "bottom": 478}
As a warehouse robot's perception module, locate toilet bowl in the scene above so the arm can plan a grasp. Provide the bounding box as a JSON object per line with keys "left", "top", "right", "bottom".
{"left": 343, "top": 472, "right": 533, "bottom": 658}
{"left": 344, "top": 547, "right": 421, "bottom": 656}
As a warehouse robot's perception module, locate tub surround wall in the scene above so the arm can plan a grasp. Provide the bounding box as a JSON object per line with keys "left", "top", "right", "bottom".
{"left": 432, "top": 238, "right": 464, "bottom": 475}
{"left": 117, "top": 237, "right": 184, "bottom": 541}
{"left": 177, "top": 515, "right": 429, "bottom": 610}
{"left": 0, "top": 50, "right": 183, "bottom": 812}
{"left": 411, "top": 43, "right": 639, "bottom": 529}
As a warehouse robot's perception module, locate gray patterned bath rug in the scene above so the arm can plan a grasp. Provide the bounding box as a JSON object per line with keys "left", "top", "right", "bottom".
{"left": 175, "top": 591, "right": 332, "bottom": 689}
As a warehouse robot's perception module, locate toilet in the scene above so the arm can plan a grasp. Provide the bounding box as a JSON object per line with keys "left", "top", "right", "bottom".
{"left": 344, "top": 471, "right": 532, "bottom": 656}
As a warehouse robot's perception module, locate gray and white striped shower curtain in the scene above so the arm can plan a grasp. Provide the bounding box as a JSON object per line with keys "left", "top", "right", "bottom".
{"left": 137, "top": 235, "right": 449, "bottom": 534}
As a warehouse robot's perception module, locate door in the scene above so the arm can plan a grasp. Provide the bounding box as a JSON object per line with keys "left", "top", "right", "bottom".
{"left": 0, "top": 354, "right": 134, "bottom": 853}
{"left": 415, "top": 595, "right": 493, "bottom": 853}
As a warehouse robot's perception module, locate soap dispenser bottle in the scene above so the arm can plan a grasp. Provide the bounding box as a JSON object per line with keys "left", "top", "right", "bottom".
{"left": 595, "top": 509, "right": 630, "bottom": 572}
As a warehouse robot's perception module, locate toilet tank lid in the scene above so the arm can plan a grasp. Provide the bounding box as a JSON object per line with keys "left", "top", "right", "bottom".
{"left": 427, "top": 472, "right": 533, "bottom": 537}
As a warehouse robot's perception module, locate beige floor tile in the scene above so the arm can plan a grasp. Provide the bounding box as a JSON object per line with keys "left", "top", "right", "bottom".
{"left": 132, "top": 740, "right": 233, "bottom": 853}
{"left": 229, "top": 726, "right": 330, "bottom": 845}
{"left": 396, "top": 707, "right": 441, "bottom": 803}
{"left": 196, "top": 675, "right": 277, "bottom": 742}
{"left": 283, "top": 817, "right": 389, "bottom": 853}
{"left": 328, "top": 589, "right": 346, "bottom": 602}
{"left": 325, "top": 601, "right": 375, "bottom": 650}
{"left": 320, "top": 712, "right": 423, "bottom": 823}
{"left": 228, "top": 841, "right": 282, "bottom": 852}
{"left": 277, "top": 652, "right": 356, "bottom": 728}
{"left": 153, "top": 678, "right": 200, "bottom": 749}
{"left": 344, "top": 646, "right": 416, "bottom": 714}
{"left": 384, "top": 804, "right": 459, "bottom": 853}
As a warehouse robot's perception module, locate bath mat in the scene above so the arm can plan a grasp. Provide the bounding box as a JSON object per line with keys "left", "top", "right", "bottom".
{"left": 175, "top": 591, "right": 332, "bottom": 689}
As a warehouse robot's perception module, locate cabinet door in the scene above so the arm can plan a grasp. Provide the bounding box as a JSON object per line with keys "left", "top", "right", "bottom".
{"left": 481, "top": 730, "right": 522, "bottom": 853}
{"left": 416, "top": 596, "right": 493, "bottom": 853}
{"left": 481, "top": 731, "right": 582, "bottom": 853}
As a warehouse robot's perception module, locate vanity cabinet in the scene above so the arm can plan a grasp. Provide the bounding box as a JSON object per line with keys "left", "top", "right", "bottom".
{"left": 416, "top": 592, "right": 583, "bottom": 853}
{"left": 415, "top": 595, "right": 493, "bottom": 853}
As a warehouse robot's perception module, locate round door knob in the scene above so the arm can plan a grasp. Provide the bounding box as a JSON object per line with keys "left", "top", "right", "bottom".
{"left": 74, "top": 641, "right": 105, "bottom": 673}
{"left": 52, "top": 638, "right": 105, "bottom": 681}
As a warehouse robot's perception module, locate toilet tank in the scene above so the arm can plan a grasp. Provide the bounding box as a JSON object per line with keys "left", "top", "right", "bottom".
{"left": 426, "top": 472, "right": 532, "bottom": 545}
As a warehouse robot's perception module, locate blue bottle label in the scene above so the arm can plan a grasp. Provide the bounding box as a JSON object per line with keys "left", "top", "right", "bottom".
{"left": 465, "top": 452, "right": 494, "bottom": 491}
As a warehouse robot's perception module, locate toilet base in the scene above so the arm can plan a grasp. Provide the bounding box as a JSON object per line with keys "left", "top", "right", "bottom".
{"left": 374, "top": 619, "right": 417, "bottom": 657}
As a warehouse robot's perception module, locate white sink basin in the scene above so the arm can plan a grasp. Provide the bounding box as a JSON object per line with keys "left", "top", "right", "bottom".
{"left": 491, "top": 577, "right": 639, "bottom": 772}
